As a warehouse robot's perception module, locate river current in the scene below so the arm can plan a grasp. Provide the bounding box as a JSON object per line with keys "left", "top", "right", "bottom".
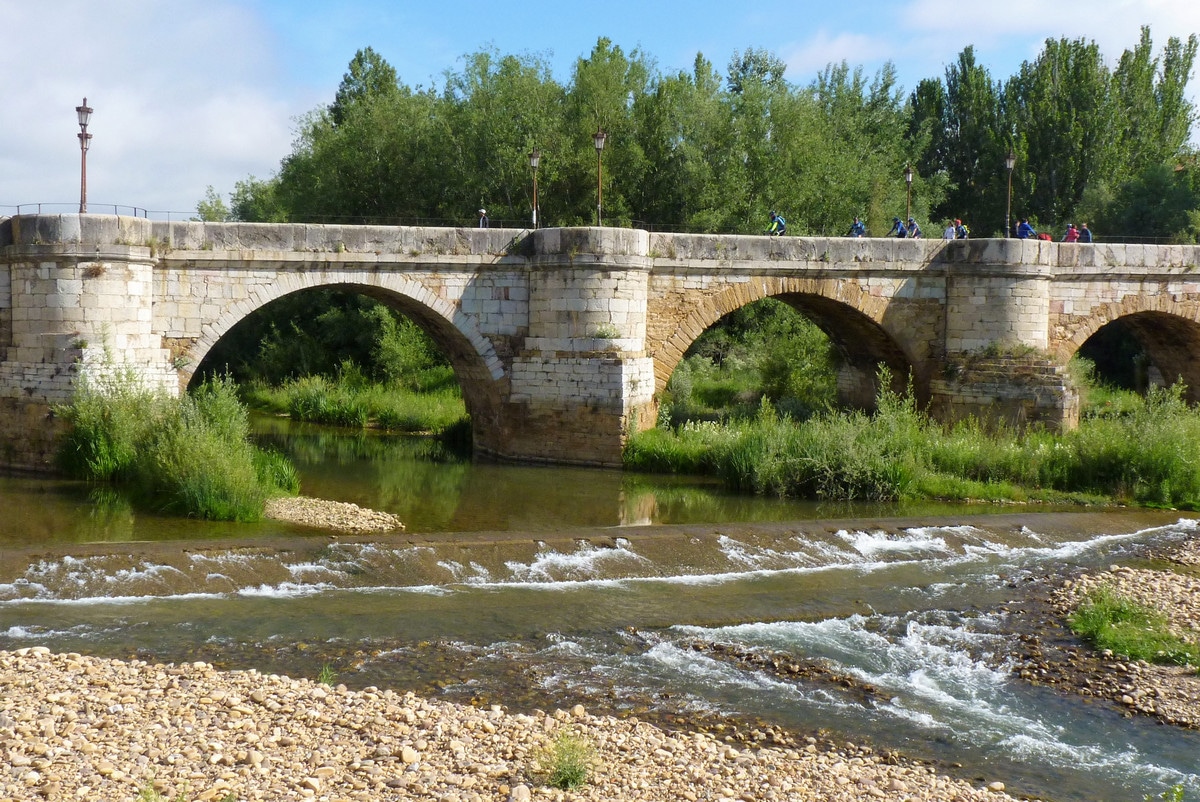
{"left": 2, "top": 418, "right": 1199, "bottom": 801}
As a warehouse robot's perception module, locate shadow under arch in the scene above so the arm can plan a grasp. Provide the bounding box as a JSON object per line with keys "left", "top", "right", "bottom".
{"left": 184, "top": 281, "right": 508, "bottom": 445}
{"left": 652, "top": 282, "right": 918, "bottom": 412}
{"left": 1069, "top": 309, "right": 1200, "bottom": 401}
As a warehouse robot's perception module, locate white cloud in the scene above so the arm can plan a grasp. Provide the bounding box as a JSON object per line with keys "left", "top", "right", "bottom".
{"left": 779, "top": 29, "right": 893, "bottom": 83}
{"left": 0, "top": 0, "right": 307, "bottom": 215}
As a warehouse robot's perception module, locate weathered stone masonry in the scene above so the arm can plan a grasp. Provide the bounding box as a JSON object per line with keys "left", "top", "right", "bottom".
{"left": 4, "top": 214, "right": 1200, "bottom": 471}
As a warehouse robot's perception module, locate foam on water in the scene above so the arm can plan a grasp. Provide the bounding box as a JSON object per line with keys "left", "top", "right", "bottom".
{"left": 503, "top": 539, "right": 648, "bottom": 583}
{"left": 838, "top": 528, "right": 955, "bottom": 559}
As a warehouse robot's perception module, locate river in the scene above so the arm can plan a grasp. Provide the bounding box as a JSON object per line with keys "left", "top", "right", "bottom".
{"left": 2, "top": 416, "right": 1199, "bottom": 801}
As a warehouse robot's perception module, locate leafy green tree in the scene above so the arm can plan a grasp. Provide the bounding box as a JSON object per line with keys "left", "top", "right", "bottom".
{"left": 939, "top": 47, "right": 1005, "bottom": 233}
{"left": 1111, "top": 27, "right": 1199, "bottom": 177}
{"left": 561, "top": 37, "right": 653, "bottom": 226}
{"left": 330, "top": 46, "right": 400, "bottom": 126}
{"left": 229, "top": 176, "right": 287, "bottom": 222}
{"left": 437, "top": 49, "right": 566, "bottom": 225}
{"left": 194, "top": 186, "right": 230, "bottom": 222}
{"left": 1005, "top": 37, "right": 1117, "bottom": 225}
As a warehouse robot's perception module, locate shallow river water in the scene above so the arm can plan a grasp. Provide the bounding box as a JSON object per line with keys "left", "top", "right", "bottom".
{"left": 2, "top": 418, "right": 1199, "bottom": 801}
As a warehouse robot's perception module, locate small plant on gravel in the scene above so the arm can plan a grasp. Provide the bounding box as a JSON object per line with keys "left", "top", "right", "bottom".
{"left": 134, "top": 781, "right": 188, "bottom": 802}
{"left": 1144, "top": 784, "right": 1186, "bottom": 801}
{"left": 534, "top": 727, "right": 594, "bottom": 790}
{"left": 317, "top": 662, "right": 338, "bottom": 685}
{"left": 1068, "top": 585, "right": 1200, "bottom": 667}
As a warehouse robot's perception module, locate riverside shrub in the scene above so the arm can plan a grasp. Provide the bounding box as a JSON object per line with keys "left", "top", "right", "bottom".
{"left": 57, "top": 373, "right": 298, "bottom": 521}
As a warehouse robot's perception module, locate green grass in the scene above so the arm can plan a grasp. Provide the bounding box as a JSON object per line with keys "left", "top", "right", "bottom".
{"left": 535, "top": 728, "right": 594, "bottom": 790}
{"left": 243, "top": 373, "right": 467, "bottom": 435}
{"left": 316, "top": 663, "right": 338, "bottom": 686}
{"left": 1068, "top": 585, "right": 1200, "bottom": 667}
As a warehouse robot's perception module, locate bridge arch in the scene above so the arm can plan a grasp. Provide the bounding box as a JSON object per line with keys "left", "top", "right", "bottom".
{"left": 650, "top": 277, "right": 919, "bottom": 411}
{"left": 180, "top": 275, "right": 508, "bottom": 437}
{"left": 1057, "top": 297, "right": 1200, "bottom": 401}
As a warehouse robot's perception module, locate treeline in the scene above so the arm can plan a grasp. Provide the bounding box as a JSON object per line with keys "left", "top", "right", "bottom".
{"left": 204, "top": 28, "right": 1200, "bottom": 241}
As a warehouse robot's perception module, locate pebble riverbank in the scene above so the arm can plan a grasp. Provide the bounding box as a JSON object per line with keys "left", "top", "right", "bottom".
{"left": 1, "top": 647, "right": 1017, "bottom": 802}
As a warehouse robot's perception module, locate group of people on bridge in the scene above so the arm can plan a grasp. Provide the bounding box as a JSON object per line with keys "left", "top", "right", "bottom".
{"left": 767, "top": 210, "right": 1095, "bottom": 242}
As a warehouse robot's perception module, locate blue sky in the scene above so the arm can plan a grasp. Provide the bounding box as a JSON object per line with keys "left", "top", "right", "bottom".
{"left": 3, "top": 0, "right": 1200, "bottom": 217}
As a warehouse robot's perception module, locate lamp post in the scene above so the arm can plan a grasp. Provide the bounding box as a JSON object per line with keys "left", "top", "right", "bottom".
{"left": 1004, "top": 150, "right": 1016, "bottom": 238}
{"left": 528, "top": 148, "right": 541, "bottom": 229}
{"left": 76, "top": 97, "right": 93, "bottom": 214}
{"left": 593, "top": 129, "right": 607, "bottom": 226}
{"left": 903, "top": 163, "right": 913, "bottom": 223}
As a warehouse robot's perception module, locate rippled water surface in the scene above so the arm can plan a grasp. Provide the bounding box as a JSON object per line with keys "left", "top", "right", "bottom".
{"left": 2, "top": 419, "right": 1199, "bottom": 802}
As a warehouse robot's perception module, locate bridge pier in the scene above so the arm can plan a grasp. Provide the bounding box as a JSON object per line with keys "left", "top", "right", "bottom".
{"left": 930, "top": 239, "right": 1079, "bottom": 430}
{"left": 487, "top": 228, "right": 656, "bottom": 466}
{"left": 0, "top": 215, "right": 176, "bottom": 469}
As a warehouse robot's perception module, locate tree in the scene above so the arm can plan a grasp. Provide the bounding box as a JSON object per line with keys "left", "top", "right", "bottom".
{"left": 938, "top": 47, "right": 1005, "bottom": 232}
{"left": 330, "top": 46, "right": 400, "bottom": 127}
{"left": 194, "top": 186, "right": 230, "bottom": 222}
{"left": 437, "top": 48, "right": 566, "bottom": 225}
{"left": 1004, "top": 37, "right": 1116, "bottom": 225}
{"left": 1112, "top": 27, "right": 1199, "bottom": 176}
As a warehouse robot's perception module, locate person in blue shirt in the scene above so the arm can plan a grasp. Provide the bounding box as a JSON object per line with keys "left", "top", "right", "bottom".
{"left": 907, "top": 218, "right": 922, "bottom": 239}
{"left": 847, "top": 216, "right": 866, "bottom": 237}
{"left": 1078, "top": 223, "right": 1093, "bottom": 243}
{"left": 767, "top": 211, "right": 787, "bottom": 236}
{"left": 888, "top": 217, "right": 907, "bottom": 238}
{"left": 1016, "top": 218, "right": 1036, "bottom": 239}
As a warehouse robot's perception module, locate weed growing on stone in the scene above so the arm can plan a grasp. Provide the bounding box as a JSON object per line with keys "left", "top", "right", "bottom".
{"left": 133, "top": 780, "right": 198, "bottom": 802}
{"left": 534, "top": 728, "right": 594, "bottom": 790}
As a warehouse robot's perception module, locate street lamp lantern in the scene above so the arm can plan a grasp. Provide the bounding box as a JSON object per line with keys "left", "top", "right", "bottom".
{"left": 76, "top": 97, "right": 93, "bottom": 214}
{"left": 903, "top": 163, "right": 914, "bottom": 223}
{"left": 528, "top": 148, "right": 541, "bottom": 229}
{"left": 1004, "top": 150, "right": 1017, "bottom": 239}
{"left": 593, "top": 129, "right": 607, "bottom": 226}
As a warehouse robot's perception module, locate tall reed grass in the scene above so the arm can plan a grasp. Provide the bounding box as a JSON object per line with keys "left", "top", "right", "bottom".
{"left": 626, "top": 370, "right": 1200, "bottom": 507}
{"left": 57, "top": 371, "right": 299, "bottom": 521}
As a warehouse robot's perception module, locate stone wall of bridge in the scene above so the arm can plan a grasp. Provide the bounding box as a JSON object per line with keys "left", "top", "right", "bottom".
{"left": 5, "top": 214, "right": 1200, "bottom": 472}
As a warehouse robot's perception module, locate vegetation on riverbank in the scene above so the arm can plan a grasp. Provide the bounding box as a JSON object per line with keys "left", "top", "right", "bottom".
{"left": 56, "top": 372, "right": 299, "bottom": 521}
{"left": 1068, "top": 585, "right": 1200, "bottom": 668}
{"left": 627, "top": 369, "right": 1200, "bottom": 508}
{"left": 243, "top": 372, "right": 467, "bottom": 435}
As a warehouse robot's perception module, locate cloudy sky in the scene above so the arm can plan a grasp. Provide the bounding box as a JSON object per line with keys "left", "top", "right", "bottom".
{"left": 3, "top": 0, "right": 1199, "bottom": 218}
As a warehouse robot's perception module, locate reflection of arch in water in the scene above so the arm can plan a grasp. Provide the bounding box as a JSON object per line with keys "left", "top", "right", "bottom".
{"left": 650, "top": 278, "right": 925, "bottom": 412}
{"left": 181, "top": 279, "right": 507, "bottom": 448}
{"left": 1059, "top": 301, "right": 1200, "bottom": 402}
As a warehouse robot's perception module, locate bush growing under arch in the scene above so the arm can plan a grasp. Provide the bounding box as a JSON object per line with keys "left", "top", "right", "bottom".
{"left": 57, "top": 373, "right": 299, "bottom": 521}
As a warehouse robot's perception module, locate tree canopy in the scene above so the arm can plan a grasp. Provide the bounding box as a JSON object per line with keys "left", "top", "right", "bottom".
{"left": 215, "top": 30, "right": 1199, "bottom": 241}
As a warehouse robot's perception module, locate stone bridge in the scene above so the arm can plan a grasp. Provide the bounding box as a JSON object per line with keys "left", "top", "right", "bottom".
{"left": 4, "top": 213, "right": 1200, "bottom": 470}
